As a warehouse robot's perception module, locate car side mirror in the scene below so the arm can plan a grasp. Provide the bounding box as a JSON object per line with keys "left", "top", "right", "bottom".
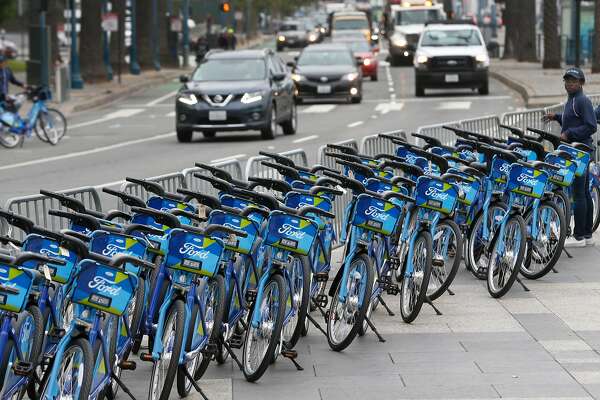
{"left": 272, "top": 72, "right": 286, "bottom": 81}
{"left": 179, "top": 75, "right": 189, "bottom": 83}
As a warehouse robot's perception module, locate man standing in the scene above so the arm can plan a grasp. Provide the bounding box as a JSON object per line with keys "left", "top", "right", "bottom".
{"left": 544, "top": 67, "right": 597, "bottom": 247}
{"left": 0, "top": 55, "right": 25, "bottom": 102}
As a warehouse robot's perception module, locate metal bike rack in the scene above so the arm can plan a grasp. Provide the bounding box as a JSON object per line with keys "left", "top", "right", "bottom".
{"left": 360, "top": 130, "right": 405, "bottom": 156}
{"left": 183, "top": 159, "right": 244, "bottom": 196}
{"left": 244, "top": 148, "right": 308, "bottom": 181}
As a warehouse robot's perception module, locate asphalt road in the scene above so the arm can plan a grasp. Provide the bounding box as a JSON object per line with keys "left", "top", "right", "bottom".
{"left": 0, "top": 43, "right": 522, "bottom": 205}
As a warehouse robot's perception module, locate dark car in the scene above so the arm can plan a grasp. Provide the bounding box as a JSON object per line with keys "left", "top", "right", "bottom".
{"left": 276, "top": 20, "right": 316, "bottom": 51}
{"left": 176, "top": 49, "right": 297, "bottom": 142}
{"left": 290, "top": 44, "right": 363, "bottom": 104}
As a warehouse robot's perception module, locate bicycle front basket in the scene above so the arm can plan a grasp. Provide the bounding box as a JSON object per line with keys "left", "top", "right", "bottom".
{"left": 164, "top": 228, "right": 224, "bottom": 277}
{"left": 557, "top": 144, "right": 591, "bottom": 177}
{"left": 71, "top": 260, "right": 137, "bottom": 316}
{"left": 351, "top": 193, "right": 402, "bottom": 236}
{"left": 506, "top": 163, "right": 548, "bottom": 199}
{"left": 207, "top": 210, "right": 259, "bottom": 255}
{"left": 88, "top": 231, "right": 149, "bottom": 276}
{"left": 0, "top": 264, "right": 34, "bottom": 313}
{"left": 284, "top": 192, "right": 333, "bottom": 229}
{"left": 264, "top": 211, "right": 319, "bottom": 256}
{"left": 415, "top": 176, "right": 459, "bottom": 215}
{"left": 545, "top": 153, "right": 577, "bottom": 187}
{"left": 21, "top": 234, "right": 79, "bottom": 284}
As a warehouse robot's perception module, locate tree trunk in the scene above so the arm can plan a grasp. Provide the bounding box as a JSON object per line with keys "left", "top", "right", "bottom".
{"left": 543, "top": 0, "right": 561, "bottom": 68}
{"left": 136, "top": 0, "right": 155, "bottom": 70}
{"left": 502, "top": 0, "right": 517, "bottom": 59}
{"left": 47, "top": 0, "right": 64, "bottom": 66}
{"left": 592, "top": 0, "right": 600, "bottom": 72}
{"left": 159, "top": 0, "right": 178, "bottom": 68}
{"left": 516, "top": 0, "right": 538, "bottom": 62}
{"left": 110, "top": 0, "right": 126, "bottom": 72}
{"left": 80, "top": 0, "right": 106, "bottom": 82}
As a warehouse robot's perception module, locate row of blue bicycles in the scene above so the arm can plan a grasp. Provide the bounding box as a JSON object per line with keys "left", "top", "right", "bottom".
{"left": 0, "top": 123, "right": 599, "bottom": 400}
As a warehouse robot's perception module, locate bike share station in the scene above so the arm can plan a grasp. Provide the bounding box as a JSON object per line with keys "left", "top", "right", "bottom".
{"left": 1, "top": 35, "right": 600, "bottom": 396}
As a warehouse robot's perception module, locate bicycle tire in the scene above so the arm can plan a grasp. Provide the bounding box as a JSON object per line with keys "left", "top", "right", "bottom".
{"left": 466, "top": 201, "right": 508, "bottom": 279}
{"left": 282, "top": 255, "right": 310, "bottom": 349}
{"left": 400, "top": 229, "right": 433, "bottom": 323}
{"left": 148, "top": 299, "right": 185, "bottom": 400}
{"left": 39, "top": 108, "right": 67, "bottom": 145}
{"left": 24, "top": 305, "right": 44, "bottom": 399}
{"left": 122, "top": 277, "right": 145, "bottom": 361}
{"left": 592, "top": 185, "right": 600, "bottom": 233}
{"left": 0, "top": 129, "right": 23, "bottom": 148}
{"left": 101, "top": 315, "right": 120, "bottom": 400}
{"left": 48, "top": 337, "right": 94, "bottom": 399}
{"left": 242, "top": 274, "right": 286, "bottom": 382}
{"left": 521, "top": 200, "right": 566, "bottom": 280}
{"left": 552, "top": 189, "right": 572, "bottom": 236}
{"left": 327, "top": 252, "right": 374, "bottom": 352}
{"left": 192, "top": 275, "right": 225, "bottom": 381}
{"left": 428, "top": 218, "right": 463, "bottom": 301}
{"left": 487, "top": 214, "right": 526, "bottom": 298}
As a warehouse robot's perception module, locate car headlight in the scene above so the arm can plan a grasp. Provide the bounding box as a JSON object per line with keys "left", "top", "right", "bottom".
{"left": 475, "top": 53, "right": 490, "bottom": 67}
{"left": 291, "top": 73, "right": 305, "bottom": 82}
{"left": 342, "top": 72, "right": 359, "bottom": 81}
{"left": 240, "top": 91, "right": 264, "bottom": 104}
{"left": 278, "top": 35, "right": 286, "bottom": 42}
{"left": 308, "top": 33, "right": 318, "bottom": 42}
{"left": 391, "top": 34, "right": 407, "bottom": 47}
{"left": 416, "top": 55, "right": 428, "bottom": 64}
{"left": 363, "top": 58, "right": 372, "bottom": 66}
{"left": 178, "top": 93, "right": 198, "bottom": 105}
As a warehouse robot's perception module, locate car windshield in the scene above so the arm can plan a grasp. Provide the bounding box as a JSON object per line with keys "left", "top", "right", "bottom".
{"left": 421, "top": 29, "right": 482, "bottom": 46}
{"left": 192, "top": 59, "right": 266, "bottom": 81}
{"left": 396, "top": 9, "right": 442, "bottom": 25}
{"left": 281, "top": 23, "right": 301, "bottom": 31}
{"left": 338, "top": 41, "right": 371, "bottom": 53}
{"left": 298, "top": 50, "right": 354, "bottom": 66}
{"left": 333, "top": 18, "right": 369, "bottom": 30}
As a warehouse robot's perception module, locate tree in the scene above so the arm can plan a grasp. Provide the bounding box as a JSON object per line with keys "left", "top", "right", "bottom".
{"left": 543, "top": 0, "right": 561, "bottom": 68}
{"left": 136, "top": 0, "right": 156, "bottom": 70}
{"left": 110, "top": 0, "right": 126, "bottom": 72}
{"left": 592, "top": 0, "right": 600, "bottom": 72}
{"left": 0, "top": 2, "right": 17, "bottom": 25}
{"left": 159, "top": 0, "right": 178, "bottom": 68}
{"left": 80, "top": 0, "right": 106, "bottom": 82}
{"left": 516, "top": 0, "right": 537, "bottom": 61}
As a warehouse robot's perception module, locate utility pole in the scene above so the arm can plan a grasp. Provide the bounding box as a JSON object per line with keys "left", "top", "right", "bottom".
{"left": 129, "top": 0, "right": 141, "bottom": 74}
{"left": 69, "top": 0, "right": 83, "bottom": 88}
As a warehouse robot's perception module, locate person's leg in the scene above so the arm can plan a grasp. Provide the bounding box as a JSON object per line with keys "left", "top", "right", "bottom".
{"left": 568, "top": 173, "right": 588, "bottom": 246}
{"left": 584, "top": 170, "right": 594, "bottom": 239}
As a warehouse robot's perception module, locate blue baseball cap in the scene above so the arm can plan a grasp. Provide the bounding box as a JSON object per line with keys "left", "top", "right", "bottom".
{"left": 563, "top": 67, "right": 585, "bottom": 82}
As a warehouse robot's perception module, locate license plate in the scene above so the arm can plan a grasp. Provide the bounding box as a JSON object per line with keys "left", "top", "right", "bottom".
{"left": 445, "top": 74, "right": 459, "bottom": 83}
{"left": 209, "top": 111, "right": 227, "bottom": 121}
{"left": 317, "top": 85, "right": 331, "bottom": 94}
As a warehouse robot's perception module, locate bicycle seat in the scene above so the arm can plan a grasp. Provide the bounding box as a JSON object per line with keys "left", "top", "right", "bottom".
{"left": 247, "top": 177, "right": 293, "bottom": 194}
{"left": 411, "top": 132, "right": 442, "bottom": 148}
{"left": 469, "top": 162, "right": 489, "bottom": 174}
{"left": 571, "top": 142, "right": 594, "bottom": 154}
{"left": 380, "top": 158, "right": 424, "bottom": 177}
{"left": 499, "top": 124, "right": 524, "bottom": 138}
{"left": 458, "top": 165, "right": 486, "bottom": 179}
{"left": 529, "top": 160, "right": 561, "bottom": 172}
{"left": 196, "top": 163, "right": 251, "bottom": 189}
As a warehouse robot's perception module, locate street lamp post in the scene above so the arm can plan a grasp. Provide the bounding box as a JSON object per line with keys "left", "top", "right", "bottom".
{"left": 182, "top": 0, "right": 190, "bottom": 68}
{"left": 69, "top": 0, "right": 83, "bottom": 88}
{"left": 129, "top": 0, "right": 141, "bottom": 74}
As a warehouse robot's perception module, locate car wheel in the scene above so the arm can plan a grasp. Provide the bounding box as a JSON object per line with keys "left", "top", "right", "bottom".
{"left": 478, "top": 80, "right": 489, "bottom": 95}
{"left": 415, "top": 81, "right": 424, "bottom": 97}
{"left": 351, "top": 94, "right": 362, "bottom": 104}
{"left": 282, "top": 103, "right": 297, "bottom": 135}
{"left": 371, "top": 74, "right": 378, "bottom": 82}
{"left": 176, "top": 128, "right": 193, "bottom": 143}
{"left": 202, "top": 131, "right": 216, "bottom": 139}
{"left": 390, "top": 55, "right": 400, "bottom": 66}
{"left": 261, "top": 104, "right": 277, "bottom": 140}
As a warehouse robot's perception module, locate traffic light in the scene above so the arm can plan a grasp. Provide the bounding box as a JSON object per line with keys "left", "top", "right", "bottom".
{"left": 220, "top": 1, "right": 231, "bottom": 13}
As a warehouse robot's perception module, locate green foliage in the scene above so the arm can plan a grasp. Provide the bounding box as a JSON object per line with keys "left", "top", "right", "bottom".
{"left": 0, "top": 2, "right": 17, "bottom": 25}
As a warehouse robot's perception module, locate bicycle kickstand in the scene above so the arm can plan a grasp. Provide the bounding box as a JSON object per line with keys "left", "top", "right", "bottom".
{"left": 447, "top": 288, "right": 455, "bottom": 296}
{"left": 364, "top": 316, "right": 386, "bottom": 343}
{"left": 562, "top": 247, "right": 573, "bottom": 259}
{"left": 306, "top": 312, "right": 328, "bottom": 337}
{"left": 281, "top": 345, "right": 304, "bottom": 371}
{"left": 219, "top": 337, "right": 245, "bottom": 371}
{"left": 111, "top": 371, "right": 138, "bottom": 400}
{"left": 179, "top": 366, "right": 210, "bottom": 400}
{"left": 515, "top": 277, "right": 530, "bottom": 292}
{"left": 377, "top": 295, "right": 395, "bottom": 316}
{"left": 425, "top": 297, "right": 443, "bottom": 316}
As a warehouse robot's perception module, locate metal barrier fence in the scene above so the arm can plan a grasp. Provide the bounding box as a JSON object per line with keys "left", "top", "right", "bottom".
{"left": 543, "top": 103, "right": 564, "bottom": 135}
{"left": 118, "top": 172, "right": 186, "bottom": 211}
{"left": 2, "top": 187, "right": 102, "bottom": 239}
{"left": 360, "top": 130, "right": 406, "bottom": 156}
{"left": 244, "top": 149, "right": 308, "bottom": 181}
{"left": 317, "top": 139, "right": 359, "bottom": 170}
{"left": 415, "top": 121, "right": 461, "bottom": 146}
{"left": 500, "top": 108, "right": 546, "bottom": 133}
{"left": 183, "top": 159, "right": 244, "bottom": 197}
{"left": 460, "top": 115, "right": 502, "bottom": 140}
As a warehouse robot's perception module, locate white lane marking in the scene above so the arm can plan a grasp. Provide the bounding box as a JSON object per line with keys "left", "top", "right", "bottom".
{"left": 385, "top": 64, "right": 395, "bottom": 102}
{"left": 300, "top": 104, "right": 337, "bottom": 114}
{"left": 363, "top": 95, "right": 511, "bottom": 103}
{"left": 146, "top": 90, "right": 178, "bottom": 107}
{"left": 210, "top": 154, "right": 247, "bottom": 163}
{"left": 70, "top": 108, "right": 145, "bottom": 130}
{"left": 287, "top": 51, "right": 300, "bottom": 58}
{"left": 347, "top": 121, "right": 364, "bottom": 128}
{"left": 376, "top": 102, "right": 405, "bottom": 115}
{"left": 267, "top": 145, "right": 275, "bottom": 150}
{"left": 165, "top": 111, "right": 176, "bottom": 117}
{"left": 293, "top": 134, "right": 319, "bottom": 143}
{"left": 0, "top": 132, "right": 175, "bottom": 172}
{"left": 379, "top": 60, "right": 390, "bottom": 67}
{"left": 371, "top": 115, "right": 378, "bottom": 119}
{"left": 436, "top": 101, "right": 472, "bottom": 110}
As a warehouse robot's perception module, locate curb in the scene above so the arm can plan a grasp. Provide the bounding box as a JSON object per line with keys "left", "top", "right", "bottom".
{"left": 490, "top": 69, "right": 564, "bottom": 108}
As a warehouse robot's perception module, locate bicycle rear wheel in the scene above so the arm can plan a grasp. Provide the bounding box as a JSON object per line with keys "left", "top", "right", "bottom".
{"left": 592, "top": 185, "right": 600, "bottom": 233}
{"left": 400, "top": 230, "right": 433, "bottom": 323}
{"left": 521, "top": 200, "right": 566, "bottom": 280}
{"left": 38, "top": 108, "right": 67, "bottom": 145}
{"left": 467, "top": 202, "right": 507, "bottom": 279}
{"left": 0, "top": 128, "right": 23, "bottom": 148}
{"left": 428, "top": 219, "right": 462, "bottom": 301}
{"left": 487, "top": 214, "right": 526, "bottom": 298}
{"left": 281, "top": 255, "right": 310, "bottom": 349}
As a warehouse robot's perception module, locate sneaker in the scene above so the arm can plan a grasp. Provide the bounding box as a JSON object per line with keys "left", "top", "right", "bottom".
{"left": 565, "top": 237, "right": 586, "bottom": 248}
{"left": 586, "top": 238, "right": 595, "bottom": 246}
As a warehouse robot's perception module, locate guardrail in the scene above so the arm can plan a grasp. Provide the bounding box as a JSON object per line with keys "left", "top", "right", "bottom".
{"left": 183, "top": 159, "right": 244, "bottom": 196}
{"left": 118, "top": 172, "right": 186, "bottom": 211}
{"left": 2, "top": 187, "right": 102, "bottom": 239}
{"left": 244, "top": 149, "right": 308, "bottom": 180}
{"left": 317, "top": 139, "right": 359, "bottom": 170}
{"left": 460, "top": 115, "right": 502, "bottom": 140}
{"left": 415, "top": 121, "right": 461, "bottom": 146}
{"left": 500, "top": 108, "right": 546, "bottom": 133}
{"left": 360, "top": 130, "right": 405, "bottom": 156}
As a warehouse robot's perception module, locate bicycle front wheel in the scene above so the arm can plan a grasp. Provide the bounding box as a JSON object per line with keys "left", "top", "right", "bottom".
{"left": 38, "top": 108, "right": 67, "bottom": 145}
{"left": 487, "top": 214, "right": 526, "bottom": 298}
{"left": 467, "top": 202, "right": 508, "bottom": 279}
{"left": 281, "top": 255, "right": 310, "bottom": 349}
{"left": 428, "top": 219, "right": 462, "bottom": 301}
{"left": 52, "top": 338, "right": 94, "bottom": 400}
{"left": 0, "top": 128, "right": 23, "bottom": 148}
{"left": 400, "top": 230, "right": 433, "bottom": 323}
{"left": 521, "top": 200, "right": 566, "bottom": 280}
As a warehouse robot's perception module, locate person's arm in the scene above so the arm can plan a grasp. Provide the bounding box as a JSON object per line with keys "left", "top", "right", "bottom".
{"left": 555, "top": 112, "right": 563, "bottom": 125}
{"left": 595, "top": 105, "right": 600, "bottom": 122}
{"left": 565, "top": 96, "right": 597, "bottom": 142}
{"left": 8, "top": 69, "right": 24, "bottom": 88}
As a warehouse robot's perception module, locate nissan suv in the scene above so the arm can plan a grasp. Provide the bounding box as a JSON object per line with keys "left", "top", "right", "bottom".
{"left": 413, "top": 23, "right": 490, "bottom": 96}
{"left": 176, "top": 49, "right": 297, "bottom": 141}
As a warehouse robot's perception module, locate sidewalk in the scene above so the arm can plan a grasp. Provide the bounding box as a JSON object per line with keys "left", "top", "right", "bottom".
{"left": 490, "top": 59, "right": 600, "bottom": 108}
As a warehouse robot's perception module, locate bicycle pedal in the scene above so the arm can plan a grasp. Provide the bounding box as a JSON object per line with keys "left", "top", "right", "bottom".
{"left": 139, "top": 352, "right": 154, "bottom": 362}
{"left": 386, "top": 284, "right": 400, "bottom": 296}
{"left": 202, "top": 342, "right": 218, "bottom": 355}
{"left": 281, "top": 349, "right": 298, "bottom": 359}
{"left": 12, "top": 361, "right": 33, "bottom": 376}
{"left": 229, "top": 334, "right": 244, "bottom": 349}
{"left": 314, "top": 272, "right": 329, "bottom": 283}
{"left": 48, "top": 328, "right": 66, "bottom": 340}
{"left": 118, "top": 360, "right": 137, "bottom": 371}
{"left": 315, "top": 294, "right": 328, "bottom": 308}
{"left": 432, "top": 258, "right": 445, "bottom": 268}
{"left": 245, "top": 289, "right": 257, "bottom": 304}
{"left": 389, "top": 257, "right": 402, "bottom": 271}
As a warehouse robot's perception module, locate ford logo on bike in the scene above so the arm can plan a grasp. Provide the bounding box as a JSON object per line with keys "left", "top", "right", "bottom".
{"left": 278, "top": 223, "right": 306, "bottom": 239}
{"left": 101, "top": 243, "right": 127, "bottom": 257}
{"left": 88, "top": 276, "right": 122, "bottom": 296}
{"left": 365, "top": 205, "right": 389, "bottom": 221}
{"left": 425, "top": 186, "right": 449, "bottom": 201}
{"left": 517, "top": 173, "right": 538, "bottom": 186}
{"left": 179, "top": 242, "right": 210, "bottom": 259}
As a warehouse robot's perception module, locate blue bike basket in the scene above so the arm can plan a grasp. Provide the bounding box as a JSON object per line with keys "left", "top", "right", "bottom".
{"left": 352, "top": 194, "right": 402, "bottom": 236}
{"left": 545, "top": 153, "right": 577, "bottom": 187}
{"left": 71, "top": 260, "right": 137, "bottom": 316}
{"left": 490, "top": 155, "right": 510, "bottom": 184}
{"left": 147, "top": 196, "right": 196, "bottom": 225}
{"left": 207, "top": 210, "right": 259, "bottom": 255}
{"left": 21, "top": 235, "right": 79, "bottom": 284}
{"left": 0, "top": 265, "right": 34, "bottom": 313}
{"left": 506, "top": 163, "right": 548, "bottom": 199}
{"left": 89, "top": 231, "right": 149, "bottom": 276}
{"left": 445, "top": 172, "right": 480, "bottom": 206}
{"left": 264, "top": 211, "right": 319, "bottom": 256}
{"left": 415, "top": 176, "right": 459, "bottom": 215}
{"left": 557, "top": 144, "right": 591, "bottom": 177}
{"left": 284, "top": 192, "right": 333, "bottom": 230}
{"left": 219, "top": 194, "right": 267, "bottom": 224}
{"left": 164, "top": 228, "right": 224, "bottom": 277}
